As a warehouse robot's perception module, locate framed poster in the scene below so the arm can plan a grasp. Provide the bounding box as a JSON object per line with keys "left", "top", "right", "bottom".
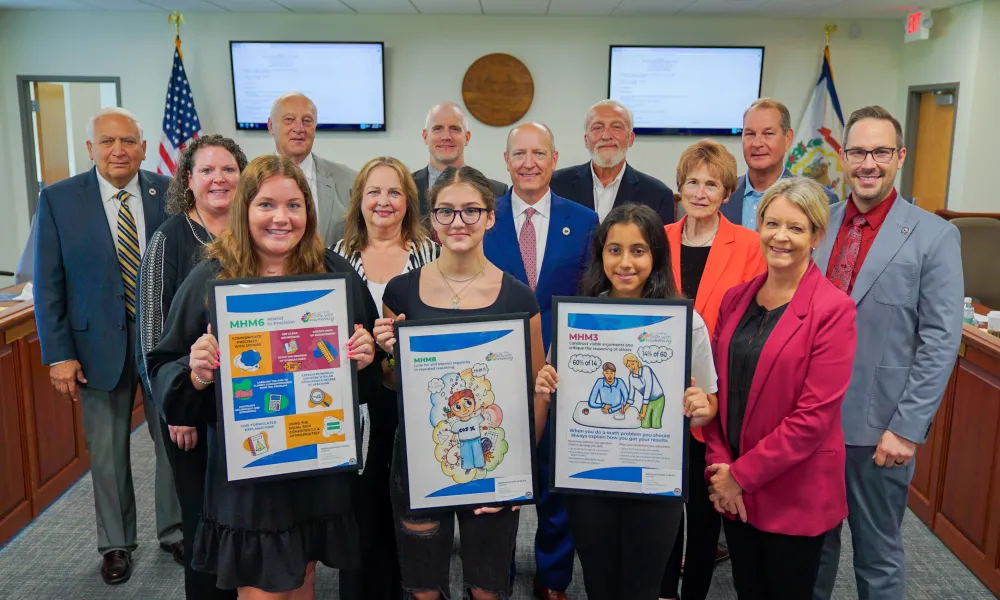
{"left": 208, "top": 273, "right": 362, "bottom": 483}
{"left": 550, "top": 297, "right": 692, "bottom": 500}
{"left": 394, "top": 314, "right": 538, "bottom": 512}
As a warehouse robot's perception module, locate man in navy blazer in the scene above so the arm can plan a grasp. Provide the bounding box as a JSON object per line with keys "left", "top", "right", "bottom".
{"left": 33, "top": 108, "right": 176, "bottom": 585}
{"left": 485, "top": 122, "right": 598, "bottom": 599}
{"left": 720, "top": 98, "right": 837, "bottom": 229}
{"left": 551, "top": 100, "right": 674, "bottom": 226}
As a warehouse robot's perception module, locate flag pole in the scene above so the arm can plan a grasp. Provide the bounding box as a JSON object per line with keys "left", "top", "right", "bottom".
{"left": 824, "top": 24, "right": 837, "bottom": 49}
{"left": 168, "top": 11, "right": 185, "bottom": 58}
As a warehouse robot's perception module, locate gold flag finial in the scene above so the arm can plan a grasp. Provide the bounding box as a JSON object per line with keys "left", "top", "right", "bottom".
{"left": 824, "top": 24, "right": 838, "bottom": 48}
{"left": 168, "top": 11, "right": 185, "bottom": 37}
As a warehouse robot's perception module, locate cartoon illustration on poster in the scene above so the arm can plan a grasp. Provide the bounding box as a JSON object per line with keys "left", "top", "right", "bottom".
{"left": 553, "top": 301, "right": 690, "bottom": 498}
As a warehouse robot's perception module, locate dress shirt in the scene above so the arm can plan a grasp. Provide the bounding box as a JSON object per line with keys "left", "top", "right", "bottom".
{"left": 97, "top": 171, "right": 146, "bottom": 254}
{"left": 588, "top": 377, "right": 630, "bottom": 411}
{"left": 591, "top": 161, "right": 626, "bottom": 223}
{"left": 741, "top": 172, "right": 790, "bottom": 229}
{"left": 628, "top": 365, "right": 664, "bottom": 405}
{"left": 298, "top": 152, "right": 319, "bottom": 224}
{"left": 427, "top": 163, "right": 443, "bottom": 191}
{"left": 512, "top": 189, "right": 551, "bottom": 277}
{"left": 824, "top": 189, "right": 898, "bottom": 293}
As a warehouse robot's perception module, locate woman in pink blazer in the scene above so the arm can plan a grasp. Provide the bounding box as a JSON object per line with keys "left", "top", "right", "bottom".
{"left": 702, "top": 177, "right": 857, "bottom": 599}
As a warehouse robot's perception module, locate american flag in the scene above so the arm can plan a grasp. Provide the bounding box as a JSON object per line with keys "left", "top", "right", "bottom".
{"left": 157, "top": 36, "right": 201, "bottom": 175}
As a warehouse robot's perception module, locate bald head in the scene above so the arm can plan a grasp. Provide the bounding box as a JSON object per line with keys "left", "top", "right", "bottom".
{"left": 268, "top": 91, "right": 317, "bottom": 164}
{"left": 504, "top": 122, "right": 559, "bottom": 204}
{"left": 423, "top": 101, "right": 471, "bottom": 170}
{"left": 506, "top": 122, "right": 556, "bottom": 154}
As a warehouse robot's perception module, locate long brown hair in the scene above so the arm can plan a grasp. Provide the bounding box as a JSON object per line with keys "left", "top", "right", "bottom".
{"left": 206, "top": 155, "right": 325, "bottom": 279}
{"left": 342, "top": 156, "right": 426, "bottom": 253}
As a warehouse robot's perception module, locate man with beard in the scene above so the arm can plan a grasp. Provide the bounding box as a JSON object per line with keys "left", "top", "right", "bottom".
{"left": 550, "top": 100, "right": 674, "bottom": 225}
{"left": 812, "top": 105, "right": 963, "bottom": 600}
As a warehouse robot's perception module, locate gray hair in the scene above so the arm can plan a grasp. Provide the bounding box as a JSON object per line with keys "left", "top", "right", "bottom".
{"left": 506, "top": 121, "right": 556, "bottom": 154}
{"left": 424, "top": 101, "right": 469, "bottom": 131}
{"left": 87, "top": 107, "right": 143, "bottom": 143}
{"left": 585, "top": 99, "right": 634, "bottom": 132}
{"left": 269, "top": 91, "right": 317, "bottom": 122}
{"left": 743, "top": 98, "right": 792, "bottom": 134}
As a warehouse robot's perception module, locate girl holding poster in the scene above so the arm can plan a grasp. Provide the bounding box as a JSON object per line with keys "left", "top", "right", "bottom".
{"left": 534, "top": 204, "right": 719, "bottom": 600}
{"left": 373, "top": 166, "right": 545, "bottom": 600}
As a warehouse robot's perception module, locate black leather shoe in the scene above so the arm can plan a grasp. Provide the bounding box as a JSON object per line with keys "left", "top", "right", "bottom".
{"left": 160, "top": 540, "right": 184, "bottom": 566}
{"left": 101, "top": 550, "right": 131, "bottom": 585}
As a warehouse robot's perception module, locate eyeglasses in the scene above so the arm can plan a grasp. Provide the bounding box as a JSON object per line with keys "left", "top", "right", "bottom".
{"left": 844, "top": 147, "right": 899, "bottom": 164}
{"left": 432, "top": 207, "right": 489, "bottom": 226}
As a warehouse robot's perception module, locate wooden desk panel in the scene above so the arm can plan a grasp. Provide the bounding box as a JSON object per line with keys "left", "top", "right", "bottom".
{"left": 0, "top": 337, "right": 32, "bottom": 546}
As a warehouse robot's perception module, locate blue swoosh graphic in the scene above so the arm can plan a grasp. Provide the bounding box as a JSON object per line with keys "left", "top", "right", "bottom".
{"left": 227, "top": 289, "right": 333, "bottom": 313}
{"left": 567, "top": 314, "right": 671, "bottom": 330}
{"left": 410, "top": 329, "right": 512, "bottom": 353}
{"left": 426, "top": 478, "right": 497, "bottom": 497}
{"left": 569, "top": 466, "right": 680, "bottom": 496}
{"left": 245, "top": 444, "right": 316, "bottom": 466}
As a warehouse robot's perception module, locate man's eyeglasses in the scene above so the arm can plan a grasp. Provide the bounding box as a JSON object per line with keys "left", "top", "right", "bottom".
{"left": 431, "top": 207, "right": 489, "bottom": 226}
{"left": 844, "top": 147, "right": 899, "bottom": 164}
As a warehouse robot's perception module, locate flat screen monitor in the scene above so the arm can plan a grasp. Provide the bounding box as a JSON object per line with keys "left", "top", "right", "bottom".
{"left": 608, "top": 46, "right": 765, "bottom": 136}
{"left": 230, "top": 41, "right": 386, "bottom": 131}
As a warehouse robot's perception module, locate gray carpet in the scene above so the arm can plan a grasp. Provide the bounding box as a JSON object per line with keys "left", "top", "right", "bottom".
{"left": 0, "top": 426, "right": 993, "bottom": 599}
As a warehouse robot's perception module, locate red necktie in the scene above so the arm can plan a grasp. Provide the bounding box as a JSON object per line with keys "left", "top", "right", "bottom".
{"left": 519, "top": 207, "right": 538, "bottom": 291}
{"left": 829, "top": 214, "right": 867, "bottom": 293}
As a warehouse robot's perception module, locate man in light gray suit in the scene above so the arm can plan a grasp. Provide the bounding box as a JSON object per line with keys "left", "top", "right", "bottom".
{"left": 812, "top": 106, "right": 964, "bottom": 600}
{"left": 269, "top": 91, "right": 356, "bottom": 245}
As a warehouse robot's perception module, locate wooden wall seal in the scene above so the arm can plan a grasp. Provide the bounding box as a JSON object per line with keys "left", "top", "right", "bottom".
{"left": 461, "top": 53, "right": 534, "bottom": 127}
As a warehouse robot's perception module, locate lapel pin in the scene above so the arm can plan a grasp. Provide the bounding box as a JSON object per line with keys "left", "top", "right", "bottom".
{"left": 149, "top": 188, "right": 157, "bottom": 196}
{"left": 562, "top": 227, "right": 571, "bottom": 236}
{"left": 901, "top": 227, "right": 909, "bottom": 234}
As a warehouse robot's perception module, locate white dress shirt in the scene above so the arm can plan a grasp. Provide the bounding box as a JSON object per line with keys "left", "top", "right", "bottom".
{"left": 511, "top": 189, "right": 551, "bottom": 277}
{"left": 97, "top": 171, "right": 146, "bottom": 254}
{"left": 592, "top": 161, "right": 626, "bottom": 223}
{"left": 298, "top": 152, "right": 320, "bottom": 224}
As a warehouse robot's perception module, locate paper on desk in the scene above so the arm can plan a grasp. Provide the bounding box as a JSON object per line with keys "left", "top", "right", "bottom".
{"left": 14, "top": 282, "right": 32, "bottom": 301}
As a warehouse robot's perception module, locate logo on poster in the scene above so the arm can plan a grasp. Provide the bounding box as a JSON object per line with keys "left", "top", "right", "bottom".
{"left": 230, "top": 318, "right": 264, "bottom": 329}
{"left": 637, "top": 330, "right": 671, "bottom": 344}
{"left": 570, "top": 333, "right": 599, "bottom": 341}
{"left": 485, "top": 351, "right": 514, "bottom": 362}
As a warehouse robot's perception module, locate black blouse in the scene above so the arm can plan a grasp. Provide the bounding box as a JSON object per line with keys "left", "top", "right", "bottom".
{"left": 680, "top": 244, "right": 712, "bottom": 300}
{"left": 727, "top": 298, "right": 789, "bottom": 458}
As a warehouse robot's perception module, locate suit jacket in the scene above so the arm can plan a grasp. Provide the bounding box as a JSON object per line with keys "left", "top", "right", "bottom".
{"left": 412, "top": 166, "right": 508, "bottom": 217}
{"left": 315, "top": 154, "right": 357, "bottom": 246}
{"left": 703, "top": 263, "right": 857, "bottom": 536}
{"left": 814, "top": 197, "right": 964, "bottom": 446}
{"left": 484, "top": 190, "right": 598, "bottom": 350}
{"left": 720, "top": 168, "right": 839, "bottom": 227}
{"left": 550, "top": 161, "right": 674, "bottom": 225}
{"left": 33, "top": 167, "right": 169, "bottom": 391}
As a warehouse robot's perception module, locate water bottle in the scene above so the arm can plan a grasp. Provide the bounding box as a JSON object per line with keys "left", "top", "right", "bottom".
{"left": 964, "top": 297, "right": 975, "bottom": 325}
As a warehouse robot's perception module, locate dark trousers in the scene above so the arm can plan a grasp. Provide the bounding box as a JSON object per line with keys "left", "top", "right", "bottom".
{"left": 533, "top": 422, "right": 575, "bottom": 590}
{"left": 661, "top": 436, "right": 721, "bottom": 600}
{"left": 724, "top": 518, "right": 827, "bottom": 600}
{"left": 566, "top": 494, "right": 683, "bottom": 600}
{"left": 160, "top": 419, "right": 236, "bottom": 600}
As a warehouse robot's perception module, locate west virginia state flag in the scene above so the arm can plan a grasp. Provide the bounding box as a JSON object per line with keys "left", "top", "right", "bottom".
{"left": 786, "top": 46, "right": 846, "bottom": 201}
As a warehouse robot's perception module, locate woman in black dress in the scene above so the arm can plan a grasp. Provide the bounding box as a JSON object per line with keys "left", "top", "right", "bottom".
{"left": 147, "top": 155, "right": 381, "bottom": 599}
{"left": 137, "top": 134, "right": 246, "bottom": 600}
{"left": 373, "top": 166, "right": 546, "bottom": 600}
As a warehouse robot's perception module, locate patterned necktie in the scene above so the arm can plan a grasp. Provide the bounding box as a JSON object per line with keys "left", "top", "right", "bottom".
{"left": 829, "top": 214, "right": 867, "bottom": 293}
{"left": 519, "top": 207, "right": 538, "bottom": 291}
{"left": 116, "top": 190, "right": 141, "bottom": 317}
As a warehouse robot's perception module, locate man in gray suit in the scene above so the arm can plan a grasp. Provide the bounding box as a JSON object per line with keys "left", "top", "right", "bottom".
{"left": 269, "top": 91, "right": 356, "bottom": 245}
{"left": 812, "top": 106, "right": 964, "bottom": 600}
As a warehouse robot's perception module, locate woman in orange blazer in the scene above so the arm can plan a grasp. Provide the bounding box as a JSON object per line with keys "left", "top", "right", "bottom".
{"left": 660, "top": 140, "right": 765, "bottom": 600}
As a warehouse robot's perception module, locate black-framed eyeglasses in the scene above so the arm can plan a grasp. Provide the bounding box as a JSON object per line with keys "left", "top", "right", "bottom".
{"left": 844, "top": 147, "right": 899, "bottom": 164}
{"left": 432, "top": 207, "right": 489, "bottom": 225}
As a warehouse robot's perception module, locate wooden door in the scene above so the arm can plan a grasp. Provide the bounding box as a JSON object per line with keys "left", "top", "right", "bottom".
{"left": 33, "top": 82, "right": 70, "bottom": 188}
{"left": 911, "top": 91, "right": 956, "bottom": 213}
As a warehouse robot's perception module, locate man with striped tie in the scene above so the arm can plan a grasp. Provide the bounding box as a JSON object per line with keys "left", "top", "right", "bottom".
{"left": 33, "top": 107, "right": 173, "bottom": 585}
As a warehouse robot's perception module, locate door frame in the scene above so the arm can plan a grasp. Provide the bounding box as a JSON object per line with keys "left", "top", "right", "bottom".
{"left": 16, "top": 75, "right": 121, "bottom": 221}
{"left": 900, "top": 83, "right": 959, "bottom": 208}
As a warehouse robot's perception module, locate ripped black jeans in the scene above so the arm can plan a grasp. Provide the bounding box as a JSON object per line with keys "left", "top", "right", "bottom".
{"left": 389, "top": 440, "right": 519, "bottom": 599}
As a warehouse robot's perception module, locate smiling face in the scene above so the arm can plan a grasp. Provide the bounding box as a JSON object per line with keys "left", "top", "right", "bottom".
{"left": 432, "top": 182, "right": 494, "bottom": 254}
{"left": 625, "top": 360, "right": 640, "bottom": 376}
{"left": 188, "top": 145, "right": 240, "bottom": 216}
{"left": 248, "top": 175, "right": 308, "bottom": 260}
{"left": 585, "top": 104, "right": 633, "bottom": 169}
{"left": 87, "top": 114, "right": 146, "bottom": 189}
{"left": 423, "top": 104, "right": 470, "bottom": 167}
{"left": 843, "top": 117, "right": 906, "bottom": 209}
{"left": 603, "top": 222, "right": 653, "bottom": 299}
{"left": 758, "top": 195, "right": 819, "bottom": 272}
{"left": 268, "top": 95, "right": 316, "bottom": 163}
{"left": 603, "top": 367, "right": 616, "bottom": 385}
{"left": 505, "top": 125, "right": 558, "bottom": 202}
{"left": 742, "top": 106, "right": 793, "bottom": 174}
{"left": 449, "top": 392, "right": 476, "bottom": 419}
{"left": 680, "top": 163, "right": 728, "bottom": 220}
{"left": 361, "top": 165, "right": 407, "bottom": 232}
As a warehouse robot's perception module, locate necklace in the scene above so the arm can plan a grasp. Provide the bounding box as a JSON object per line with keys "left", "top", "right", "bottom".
{"left": 437, "top": 261, "right": 487, "bottom": 309}
{"left": 186, "top": 212, "right": 215, "bottom": 247}
{"left": 682, "top": 221, "right": 719, "bottom": 247}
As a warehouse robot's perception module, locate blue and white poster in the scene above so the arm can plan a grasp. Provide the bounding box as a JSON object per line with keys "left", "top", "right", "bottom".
{"left": 551, "top": 298, "right": 691, "bottom": 499}
{"left": 210, "top": 274, "right": 361, "bottom": 483}
{"left": 395, "top": 315, "right": 537, "bottom": 511}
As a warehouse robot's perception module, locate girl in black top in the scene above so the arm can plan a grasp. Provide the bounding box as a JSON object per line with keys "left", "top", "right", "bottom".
{"left": 147, "top": 155, "right": 381, "bottom": 598}
{"left": 373, "top": 166, "right": 545, "bottom": 600}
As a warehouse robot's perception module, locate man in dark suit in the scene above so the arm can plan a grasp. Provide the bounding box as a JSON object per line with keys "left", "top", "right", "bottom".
{"left": 720, "top": 98, "right": 838, "bottom": 229}
{"left": 485, "top": 122, "right": 598, "bottom": 600}
{"left": 413, "top": 101, "right": 507, "bottom": 216}
{"left": 550, "top": 99, "right": 674, "bottom": 226}
{"left": 33, "top": 108, "right": 176, "bottom": 585}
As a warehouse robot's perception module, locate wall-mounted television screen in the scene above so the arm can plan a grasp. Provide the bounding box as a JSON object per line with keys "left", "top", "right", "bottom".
{"left": 230, "top": 41, "right": 386, "bottom": 131}
{"left": 608, "top": 46, "right": 764, "bottom": 136}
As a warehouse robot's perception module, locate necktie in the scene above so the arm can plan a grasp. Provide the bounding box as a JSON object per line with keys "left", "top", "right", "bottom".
{"left": 519, "top": 207, "right": 538, "bottom": 291}
{"left": 116, "top": 190, "right": 141, "bottom": 317}
{"left": 829, "top": 214, "right": 867, "bottom": 293}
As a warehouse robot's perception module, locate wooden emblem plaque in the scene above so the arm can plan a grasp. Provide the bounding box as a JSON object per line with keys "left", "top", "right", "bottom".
{"left": 461, "top": 53, "right": 534, "bottom": 127}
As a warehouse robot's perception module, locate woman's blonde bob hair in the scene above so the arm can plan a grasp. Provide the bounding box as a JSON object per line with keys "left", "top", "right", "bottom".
{"left": 755, "top": 177, "right": 831, "bottom": 238}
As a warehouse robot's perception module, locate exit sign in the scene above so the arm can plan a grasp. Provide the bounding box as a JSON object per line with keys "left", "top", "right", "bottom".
{"left": 905, "top": 9, "right": 932, "bottom": 42}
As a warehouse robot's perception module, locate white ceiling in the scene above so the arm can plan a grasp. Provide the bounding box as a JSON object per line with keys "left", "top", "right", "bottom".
{"left": 0, "top": 0, "right": 971, "bottom": 19}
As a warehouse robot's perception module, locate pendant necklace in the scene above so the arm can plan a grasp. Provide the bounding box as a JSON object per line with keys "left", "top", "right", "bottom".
{"left": 438, "top": 261, "right": 487, "bottom": 309}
